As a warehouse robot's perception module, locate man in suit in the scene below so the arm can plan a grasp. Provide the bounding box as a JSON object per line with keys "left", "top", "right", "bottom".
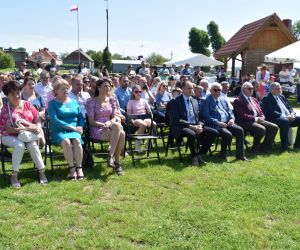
{"left": 261, "top": 82, "right": 300, "bottom": 151}
{"left": 202, "top": 82, "right": 249, "bottom": 161}
{"left": 233, "top": 82, "right": 278, "bottom": 153}
{"left": 171, "top": 81, "right": 218, "bottom": 166}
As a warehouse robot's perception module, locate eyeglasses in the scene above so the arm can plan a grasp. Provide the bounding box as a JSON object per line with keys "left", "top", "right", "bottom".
{"left": 162, "top": 85, "right": 167, "bottom": 88}
{"left": 212, "top": 89, "right": 221, "bottom": 92}
{"left": 247, "top": 87, "right": 254, "bottom": 90}
{"left": 21, "top": 64, "right": 26, "bottom": 66}
{"left": 134, "top": 91, "right": 142, "bottom": 94}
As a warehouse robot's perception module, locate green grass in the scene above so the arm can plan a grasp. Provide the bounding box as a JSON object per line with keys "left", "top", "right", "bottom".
{"left": 1, "top": 97, "right": 300, "bottom": 249}
{"left": 1, "top": 138, "right": 300, "bottom": 249}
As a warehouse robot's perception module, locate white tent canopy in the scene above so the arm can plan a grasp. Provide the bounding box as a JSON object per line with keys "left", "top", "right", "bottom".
{"left": 164, "top": 53, "right": 223, "bottom": 67}
{"left": 264, "top": 41, "right": 300, "bottom": 64}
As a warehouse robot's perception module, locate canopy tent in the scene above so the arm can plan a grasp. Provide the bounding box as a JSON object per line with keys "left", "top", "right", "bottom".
{"left": 164, "top": 53, "right": 224, "bottom": 67}
{"left": 264, "top": 41, "right": 300, "bottom": 64}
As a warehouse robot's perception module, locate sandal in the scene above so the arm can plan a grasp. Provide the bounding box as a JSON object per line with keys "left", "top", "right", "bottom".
{"left": 107, "top": 156, "right": 115, "bottom": 168}
{"left": 113, "top": 162, "right": 123, "bottom": 176}
{"left": 10, "top": 173, "right": 21, "bottom": 188}
{"left": 76, "top": 166, "right": 84, "bottom": 180}
{"left": 38, "top": 169, "right": 48, "bottom": 185}
{"left": 67, "top": 166, "right": 77, "bottom": 180}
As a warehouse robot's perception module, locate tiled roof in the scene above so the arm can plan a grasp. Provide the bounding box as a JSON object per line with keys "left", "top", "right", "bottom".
{"left": 214, "top": 13, "right": 295, "bottom": 58}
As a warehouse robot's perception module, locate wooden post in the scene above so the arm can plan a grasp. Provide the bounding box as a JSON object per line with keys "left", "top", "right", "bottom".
{"left": 231, "top": 57, "right": 235, "bottom": 78}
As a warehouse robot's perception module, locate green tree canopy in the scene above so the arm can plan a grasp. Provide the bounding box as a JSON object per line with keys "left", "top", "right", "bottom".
{"left": 207, "top": 21, "right": 226, "bottom": 53}
{"left": 86, "top": 50, "right": 103, "bottom": 68}
{"left": 188, "top": 27, "right": 211, "bottom": 56}
{"left": 102, "top": 47, "right": 112, "bottom": 72}
{"left": 59, "top": 52, "right": 69, "bottom": 61}
{"left": 146, "top": 53, "right": 169, "bottom": 66}
{"left": 292, "top": 20, "right": 300, "bottom": 40}
{"left": 112, "top": 53, "right": 131, "bottom": 60}
{"left": 0, "top": 50, "right": 15, "bottom": 69}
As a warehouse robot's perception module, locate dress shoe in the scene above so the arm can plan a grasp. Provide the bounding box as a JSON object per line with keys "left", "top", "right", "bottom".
{"left": 191, "top": 156, "right": 199, "bottom": 166}
{"left": 237, "top": 156, "right": 251, "bottom": 161}
{"left": 197, "top": 155, "right": 207, "bottom": 165}
{"left": 218, "top": 154, "right": 228, "bottom": 161}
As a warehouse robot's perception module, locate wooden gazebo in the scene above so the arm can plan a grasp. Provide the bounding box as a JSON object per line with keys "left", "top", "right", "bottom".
{"left": 214, "top": 13, "right": 296, "bottom": 78}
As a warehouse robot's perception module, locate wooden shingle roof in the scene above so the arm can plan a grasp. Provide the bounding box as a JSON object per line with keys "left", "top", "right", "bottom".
{"left": 214, "top": 13, "right": 296, "bottom": 59}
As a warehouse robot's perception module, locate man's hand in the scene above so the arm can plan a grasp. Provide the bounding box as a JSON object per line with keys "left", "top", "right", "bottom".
{"left": 217, "top": 121, "right": 227, "bottom": 128}
{"left": 257, "top": 116, "right": 265, "bottom": 123}
{"left": 227, "top": 119, "right": 234, "bottom": 127}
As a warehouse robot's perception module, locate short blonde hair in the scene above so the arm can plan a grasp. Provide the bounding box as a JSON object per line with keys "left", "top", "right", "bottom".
{"left": 53, "top": 79, "right": 70, "bottom": 97}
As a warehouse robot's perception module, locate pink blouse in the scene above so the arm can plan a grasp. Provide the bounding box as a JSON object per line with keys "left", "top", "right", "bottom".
{"left": 86, "top": 97, "right": 116, "bottom": 139}
{"left": 0, "top": 101, "right": 39, "bottom": 136}
{"left": 127, "top": 99, "right": 151, "bottom": 115}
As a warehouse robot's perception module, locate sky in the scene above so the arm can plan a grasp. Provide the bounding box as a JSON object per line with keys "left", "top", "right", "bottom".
{"left": 1, "top": 0, "right": 299, "bottom": 60}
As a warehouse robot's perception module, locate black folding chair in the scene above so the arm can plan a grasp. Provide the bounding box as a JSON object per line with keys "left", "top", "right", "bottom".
{"left": 124, "top": 113, "right": 160, "bottom": 166}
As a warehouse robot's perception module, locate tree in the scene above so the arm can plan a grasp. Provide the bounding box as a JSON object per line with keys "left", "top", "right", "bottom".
{"left": 102, "top": 47, "right": 112, "bottom": 72}
{"left": 188, "top": 27, "right": 211, "bottom": 56}
{"left": 0, "top": 50, "right": 15, "bottom": 69}
{"left": 146, "top": 53, "right": 169, "bottom": 66}
{"left": 207, "top": 21, "right": 226, "bottom": 53}
{"left": 59, "top": 52, "right": 69, "bottom": 61}
{"left": 292, "top": 20, "right": 300, "bottom": 40}
{"left": 86, "top": 50, "right": 103, "bottom": 68}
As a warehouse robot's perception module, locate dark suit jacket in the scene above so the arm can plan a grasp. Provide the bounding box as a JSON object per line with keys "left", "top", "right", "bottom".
{"left": 233, "top": 95, "right": 264, "bottom": 129}
{"left": 261, "top": 93, "right": 294, "bottom": 122}
{"left": 170, "top": 94, "right": 201, "bottom": 139}
{"left": 201, "top": 94, "right": 235, "bottom": 129}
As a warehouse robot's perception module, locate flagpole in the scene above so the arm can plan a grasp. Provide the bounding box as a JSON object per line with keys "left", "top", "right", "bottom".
{"left": 77, "top": 3, "right": 80, "bottom": 64}
{"left": 105, "top": 0, "right": 108, "bottom": 48}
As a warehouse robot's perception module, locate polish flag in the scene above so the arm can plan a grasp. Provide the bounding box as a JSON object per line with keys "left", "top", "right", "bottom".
{"left": 70, "top": 5, "right": 78, "bottom": 12}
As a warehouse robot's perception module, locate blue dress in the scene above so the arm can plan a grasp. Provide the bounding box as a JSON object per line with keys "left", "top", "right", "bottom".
{"left": 47, "top": 98, "right": 84, "bottom": 144}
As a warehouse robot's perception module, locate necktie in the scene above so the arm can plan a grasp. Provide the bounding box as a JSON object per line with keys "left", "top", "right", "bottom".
{"left": 186, "top": 98, "right": 196, "bottom": 124}
{"left": 276, "top": 96, "right": 290, "bottom": 116}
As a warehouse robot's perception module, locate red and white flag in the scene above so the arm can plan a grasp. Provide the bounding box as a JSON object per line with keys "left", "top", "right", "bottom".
{"left": 70, "top": 4, "right": 78, "bottom": 12}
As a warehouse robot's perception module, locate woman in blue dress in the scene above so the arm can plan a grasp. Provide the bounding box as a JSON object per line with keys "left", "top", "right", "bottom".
{"left": 47, "top": 79, "right": 85, "bottom": 180}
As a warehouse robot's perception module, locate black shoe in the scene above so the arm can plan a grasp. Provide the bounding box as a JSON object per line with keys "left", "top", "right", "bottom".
{"left": 67, "top": 166, "right": 77, "bottom": 180}
{"left": 197, "top": 155, "right": 207, "bottom": 165}
{"left": 237, "top": 156, "right": 251, "bottom": 161}
{"left": 76, "top": 166, "right": 84, "bottom": 180}
{"left": 113, "top": 162, "right": 123, "bottom": 176}
{"left": 218, "top": 154, "right": 227, "bottom": 161}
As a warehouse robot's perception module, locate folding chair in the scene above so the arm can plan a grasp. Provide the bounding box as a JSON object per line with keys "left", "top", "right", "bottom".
{"left": 124, "top": 113, "right": 160, "bottom": 166}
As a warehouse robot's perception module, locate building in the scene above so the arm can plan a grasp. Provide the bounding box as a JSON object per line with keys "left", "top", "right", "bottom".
{"left": 214, "top": 13, "right": 297, "bottom": 77}
{"left": 112, "top": 60, "right": 142, "bottom": 73}
{"left": 28, "top": 48, "right": 62, "bottom": 65}
{"left": 63, "top": 49, "right": 94, "bottom": 69}
{"left": 3, "top": 48, "right": 27, "bottom": 68}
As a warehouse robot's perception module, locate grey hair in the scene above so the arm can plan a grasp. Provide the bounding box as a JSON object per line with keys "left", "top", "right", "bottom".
{"left": 210, "top": 82, "right": 222, "bottom": 89}
{"left": 241, "top": 81, "right": 253, "bottom": 92}
{"left": 270, "top": 82, "right": 281, "bottom": 89}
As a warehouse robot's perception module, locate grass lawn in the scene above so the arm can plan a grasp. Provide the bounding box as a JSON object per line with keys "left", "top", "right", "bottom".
{"left": 1, "top": 97, "right": 300, "bottom": 249}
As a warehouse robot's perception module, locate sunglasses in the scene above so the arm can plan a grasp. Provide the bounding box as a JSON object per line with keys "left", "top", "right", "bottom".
{"left": 162, "top": 85, "right": 167, "bottom": 88}
{"left": 247, "top": 87, "right": 254, "bottom": 90}
{"left": 134, "top": 91, "right": 142, "bottom": 94}
{"left": 212, "top": 89, "right": 221, "bottom": 92}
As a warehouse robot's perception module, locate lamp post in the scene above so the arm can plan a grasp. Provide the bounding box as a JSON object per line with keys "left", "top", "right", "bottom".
{"left": 104, "top": 0, "right": 109, "bottom": 48}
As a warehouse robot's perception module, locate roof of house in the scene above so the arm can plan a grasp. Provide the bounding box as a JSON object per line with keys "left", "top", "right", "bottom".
{"left": 28, "top": 48, "right": 60, "bottom": 63}
{"left": 64, "top": 49, "right": 94, "bottom": 62}
{"left": 214, "top": 13, "right": 296, "bottom": 59}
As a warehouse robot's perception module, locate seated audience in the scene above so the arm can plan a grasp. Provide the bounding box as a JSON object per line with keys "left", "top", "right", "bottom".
{"left": 127, "top": 85, "right": 155, "bottom": 152}
{"left": 47, "top": 79, "right": 85, "bottom": 180}
{"left": 0, "top": 80, "right": 48, "bottom": 187}
{"left": 202, "top": 82, "right": 249, "bottom": 161}
{"left": 233, "top": 82, "right": 278, "bottom": 153}
{"left": 68, "top": 75, "right": 90, "bottom": 117}
{"left": 21, "top": 76, "right": 45, "bottom": 118}
{"left": 261, "top": 82, "right": 300, "bottom": 151}
{"left": 35, "top": 70, "right": 53, "bottom": 101}
{"left": 115, "top": 75, "right": 132, "bottom": 114}
{"left": 171, "top": 81, "right": 218, "bottom": 166}
{"left": 86, "top": 79, "right": 124, "bottom": 175}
